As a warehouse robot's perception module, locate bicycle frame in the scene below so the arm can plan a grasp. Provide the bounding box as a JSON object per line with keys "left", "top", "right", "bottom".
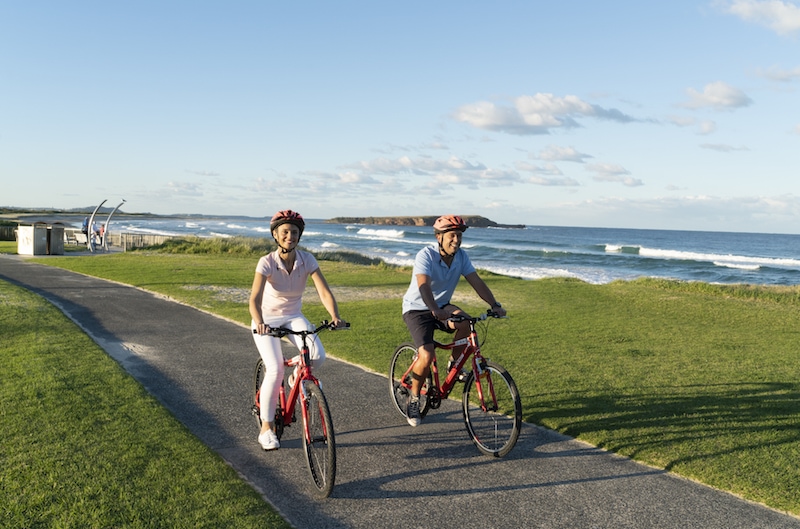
{"left": 405, "top": 313, "right": 498, "bottom": 411}
{"left": 252, "top": 320, "right": 345, "bottom": 497}
{"left": 390, "top": 311, "right": 521, "bottom": 457}
{"left": 253, "top": 321, "right": 343, "bottom": 438}
{"left": 277, "top": 345, "right": 319, "bottom": 434}
{"left": 431, "top": 331, "right": 479, "bottom": 400}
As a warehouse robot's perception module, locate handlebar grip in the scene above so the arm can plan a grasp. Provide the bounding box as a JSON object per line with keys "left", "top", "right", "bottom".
{"left": 252, "top": 327, "right": 287, "bottom": 337}
{"left": 321, "top": 320, "right": 350, "bottom": 330}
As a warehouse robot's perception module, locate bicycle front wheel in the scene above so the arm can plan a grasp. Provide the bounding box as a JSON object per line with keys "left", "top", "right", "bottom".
{"left": 389, "top": 343, "right": 432, "bottom": 419}
{"left": 462, "top": 360, "right": 522, "bottom": 457}
{"left": 302, "top": 380, "right": 336, "bottom": 498}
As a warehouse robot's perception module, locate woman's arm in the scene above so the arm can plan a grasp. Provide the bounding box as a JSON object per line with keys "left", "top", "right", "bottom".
{"left": 310, "top": 269, "right": 345, "bottom": 325}
{"left": 249, "top": 272, "right": 269, "bottom": 333}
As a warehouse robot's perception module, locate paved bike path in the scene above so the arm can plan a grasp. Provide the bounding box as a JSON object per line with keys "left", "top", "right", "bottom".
{"left": 3, "top": 254, "right": 798, "bottom": 529}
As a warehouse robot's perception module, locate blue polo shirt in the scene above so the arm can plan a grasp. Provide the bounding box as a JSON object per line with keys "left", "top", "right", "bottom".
{"left": 402, "top": 245, "right": 476, "bottom": 313}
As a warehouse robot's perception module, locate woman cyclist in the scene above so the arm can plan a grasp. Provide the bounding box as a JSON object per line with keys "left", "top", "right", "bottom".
{"left": 401, "top": 214, "right": 507, "bottom": 427}
{"left": 250, "top": 209, "right": 347, "bottom": 450}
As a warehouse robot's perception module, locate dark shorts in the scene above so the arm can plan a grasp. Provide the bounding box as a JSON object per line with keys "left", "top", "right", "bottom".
{"left": 403, "top": 306, "right": 457, "bottom": 348}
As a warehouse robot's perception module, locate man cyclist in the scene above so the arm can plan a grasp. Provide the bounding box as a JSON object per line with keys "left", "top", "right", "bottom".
{"left": 401, "top": 214, "right": 507, "bottom": 427}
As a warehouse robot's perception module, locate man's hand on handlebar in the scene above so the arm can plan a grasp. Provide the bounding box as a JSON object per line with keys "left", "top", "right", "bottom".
{"left": 489, "top": 305, "right": 507, "bottom": 318}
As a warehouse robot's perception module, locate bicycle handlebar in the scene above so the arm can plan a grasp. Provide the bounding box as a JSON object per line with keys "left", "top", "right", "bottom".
{"left": 446, "top": 310, "right": 505, "bottom": 324}
{"left": 253, "top": 320, "right": 350, "bottom": 336}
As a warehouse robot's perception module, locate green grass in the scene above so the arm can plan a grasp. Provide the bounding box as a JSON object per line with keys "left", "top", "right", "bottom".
{"left": 0, "top": 280, "right": 291, "bottom": 528}
{"left": 0, "top": 241, "right": 17, "bottom": 254}
{"left": 12, "top": 238, "right": 800, "bottom": 516}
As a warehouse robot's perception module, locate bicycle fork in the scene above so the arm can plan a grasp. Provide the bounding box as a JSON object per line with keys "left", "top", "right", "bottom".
{"left": 470, "top": 357, "right": 499, "bottom": 413}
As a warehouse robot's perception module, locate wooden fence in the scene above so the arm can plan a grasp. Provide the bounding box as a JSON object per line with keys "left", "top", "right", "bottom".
{"left": 0, "top": 226, "right": 16, "bottom": 241}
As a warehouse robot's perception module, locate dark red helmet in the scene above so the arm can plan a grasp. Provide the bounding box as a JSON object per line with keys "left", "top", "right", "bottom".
{"left": 433, "top": 214, "right": 467, "bottom": 234}
{"left": 270, "top": 209, "right": 305, "bottom": 236}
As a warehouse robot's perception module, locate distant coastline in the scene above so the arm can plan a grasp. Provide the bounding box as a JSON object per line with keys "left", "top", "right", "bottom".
{"left": 326, "top": 215, "right": 526, "bottom": 229}
{"left": 2, "top": 208, "right": 526, "bottom": 229}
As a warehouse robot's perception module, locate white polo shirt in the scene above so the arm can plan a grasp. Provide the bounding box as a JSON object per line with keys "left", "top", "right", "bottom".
{"left": 256, "top": 249, "right": 319, "bottom": 317}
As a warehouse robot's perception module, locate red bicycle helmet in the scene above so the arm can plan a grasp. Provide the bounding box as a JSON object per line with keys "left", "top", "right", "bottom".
{"left": 433, "top": 214, "right": 468, "bottom": 234}
{"left": 270, "top": 209, "right": 305, "bottom": 236}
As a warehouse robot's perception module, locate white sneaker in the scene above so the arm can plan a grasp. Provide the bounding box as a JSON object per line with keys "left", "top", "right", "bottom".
{"left": 258, "top": 429, "right": 280, "bottom": 451}
{"left": 406, "top": 396, "right": 421, "bottom": 427}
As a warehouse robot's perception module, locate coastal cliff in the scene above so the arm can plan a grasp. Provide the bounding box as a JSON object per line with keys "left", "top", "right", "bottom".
{"left": 325, "top": 215, "right": 525, "bottom": 229}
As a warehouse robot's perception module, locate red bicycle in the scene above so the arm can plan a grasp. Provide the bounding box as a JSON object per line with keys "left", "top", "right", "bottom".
{"left": 389, "top": 311, "right": 522, "bottom": 457}
{"left": 252, "top": 321, "right": 348, "bottom": 498}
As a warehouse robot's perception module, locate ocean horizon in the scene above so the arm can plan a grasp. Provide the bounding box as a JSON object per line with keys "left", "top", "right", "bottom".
{"left": 18, "top": 211, "right": 800, "bottom": 286}
{"left": 42, "top": 213, "right": 800, "bottom": 287}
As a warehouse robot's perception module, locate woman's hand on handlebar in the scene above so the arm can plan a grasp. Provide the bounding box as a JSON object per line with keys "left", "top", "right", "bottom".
{"left": 254, "top": 322, "right": 272, "bottom": 335}
{"left": 330, "top": 317, "right": 350, "bottom": 330}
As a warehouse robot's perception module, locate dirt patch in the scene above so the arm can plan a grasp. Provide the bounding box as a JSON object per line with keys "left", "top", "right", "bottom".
{"left": 182, "top": 285, "right": 483, "bottom": 305}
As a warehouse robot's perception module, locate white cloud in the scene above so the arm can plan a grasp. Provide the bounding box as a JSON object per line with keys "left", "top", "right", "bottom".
{"left": 515, "top": 161, "right": 564, "bottom": 176}
{"left": 535, "top": 145, "right": 594, "bottom": 163}
{"left": 166, "top": 181, "right": 204, "bottom": 196}
{"left": 721, "top": 0, "right": 800, "bottom": 35}
{"left": 585, "top": 163, "right": 643, "bottom": 187}
{"left": 699, "top": 143, "right": 750, "bottom": 152}
{"left": 668, "top": 116, "right": 717, "bottom": 134}
{"left": 669, "top": 115, "right": 697, "bottom": 127}
{"left": 532, "top": 194, "right": 800, "bottom": 232}
{"left": 757, "top": 65, "right": 800, "bottom": 81}
{"left": 515, "top": 161, "right": 580, "bottom": 186}
{"left": 682, "top": 81, "right": 753, "bottom": 110}
{"left": 697, "top": 120, "right": 718, "bottom": 134}
{"left": 453, "top": 93, "right": 637, "bottom": 135}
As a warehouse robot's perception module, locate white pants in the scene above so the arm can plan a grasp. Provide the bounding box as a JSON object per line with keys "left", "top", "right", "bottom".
{"left": 251, "top": 315, "right": 326, "bottom": 423}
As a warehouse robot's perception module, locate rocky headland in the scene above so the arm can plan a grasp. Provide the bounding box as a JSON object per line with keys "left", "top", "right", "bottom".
{"left": 325, "top": 215, "right": 525, "bottom": 229}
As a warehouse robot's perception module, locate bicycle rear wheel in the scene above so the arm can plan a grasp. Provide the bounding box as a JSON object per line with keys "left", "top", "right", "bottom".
{"left": 253, "top": 359, "right": 285, "bottom": 438}
{"left": 302, "top": 380, "right": 336, "bottom": 498}
{"left": 462, "top": 360, "right": 522, "bottom": 457}
{"left": 252, "top": 359, "right": 265, "bottom": 428}
{"left": 389, "top": 343, "right": 432, "bottom": 419}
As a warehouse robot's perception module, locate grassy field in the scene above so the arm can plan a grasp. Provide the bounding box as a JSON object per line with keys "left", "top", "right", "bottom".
{"left": 4, "top": 238, "right": 800, "bottom": 518}
{"left": 0, "top": 274, "right": 291, "bottom": 528}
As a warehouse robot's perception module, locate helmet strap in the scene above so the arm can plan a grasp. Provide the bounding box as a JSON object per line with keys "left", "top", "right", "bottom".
{"left": 275, "top": 240, "right": 296, "bottom": 254}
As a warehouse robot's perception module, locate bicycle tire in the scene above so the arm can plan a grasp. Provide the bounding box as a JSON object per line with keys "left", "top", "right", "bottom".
{"left": 462, "top": 360, "right": 522, "bottom": 457}
{"left": 302, "top": 380, "right": 336, "bottom": 498}
{"left": 252, "top": 359, "right": 265, "bottom": 428}
{"left": 253, "top": 359, "right": 285, "bottom": 439}
{"left": 389, "top": 343, "right": 432, "bottom": 419}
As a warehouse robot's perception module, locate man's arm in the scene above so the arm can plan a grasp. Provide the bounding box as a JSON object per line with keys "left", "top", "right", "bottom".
{"left": 465, "top": 272, "right": 507, "bottom": 316}
{"left": 417, "top": 274, "right": 451, "bottom": 320}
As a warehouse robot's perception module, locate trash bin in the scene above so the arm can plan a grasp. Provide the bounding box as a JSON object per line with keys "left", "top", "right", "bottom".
{"left": 17, "top": 223, "right": 49, "bottom": 255}
{"left": 48, "top": 223, "right": 65, "bottom": 255}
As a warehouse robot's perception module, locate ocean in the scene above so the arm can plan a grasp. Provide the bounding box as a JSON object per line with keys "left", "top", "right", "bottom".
{"left": 100, "top": 216, "right": 800, "bottom": 286}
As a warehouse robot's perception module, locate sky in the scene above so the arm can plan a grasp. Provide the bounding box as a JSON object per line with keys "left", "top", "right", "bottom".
{"left": 2, "top": 1, "right": 800, "bottom": 233}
